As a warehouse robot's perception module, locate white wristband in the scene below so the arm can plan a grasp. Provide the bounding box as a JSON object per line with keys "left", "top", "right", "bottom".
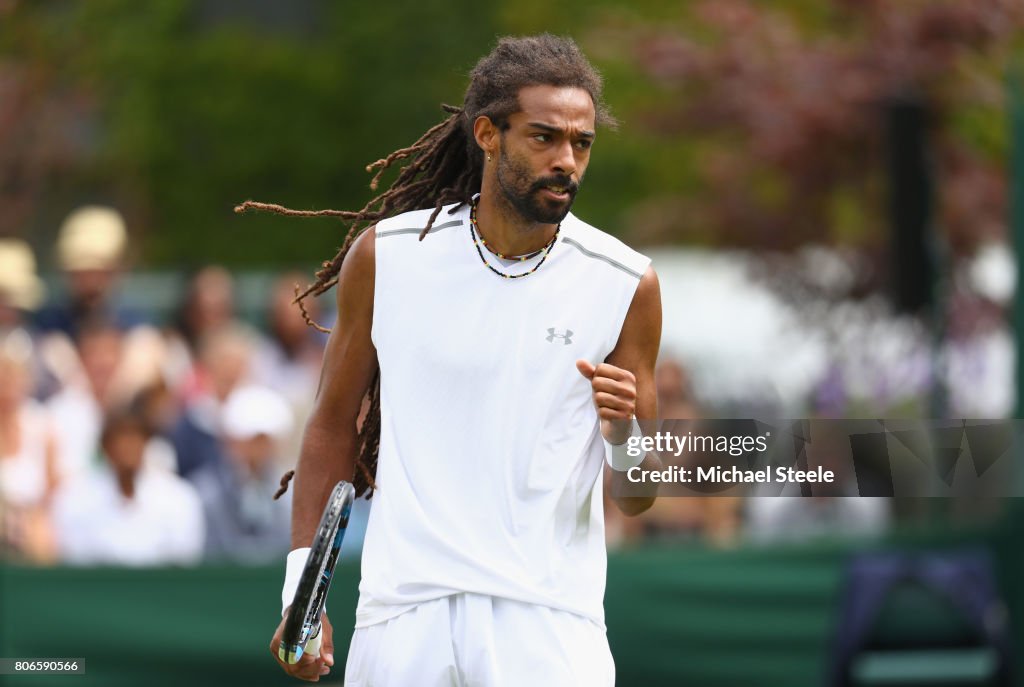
{"left": 605, "top": 419, "right": 645, "bottom": 471}
{"left": 281, "top": 547, "right": 311, "bottom": 617}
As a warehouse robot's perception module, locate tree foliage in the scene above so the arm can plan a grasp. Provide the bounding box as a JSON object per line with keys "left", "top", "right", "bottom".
{"left": 2, "top": 0, "right": 1021, "bottom": 268}
{"left": 3, "top": 0, "right": 500, "bottom": 266}
{"left": 611, "top": 0, "right": 1022, "bottom": 255}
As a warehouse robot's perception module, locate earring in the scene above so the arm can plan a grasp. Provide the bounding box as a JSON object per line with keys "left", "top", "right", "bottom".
{"left": 487, "top": 153, "right": 492, "bottom": 162}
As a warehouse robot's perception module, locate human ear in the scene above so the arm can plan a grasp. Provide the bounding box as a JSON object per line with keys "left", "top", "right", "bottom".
{"left": 473, "top": 115, "right": 499, "bottom": 161}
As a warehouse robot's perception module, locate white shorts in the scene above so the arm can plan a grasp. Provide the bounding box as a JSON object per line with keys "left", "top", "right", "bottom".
{"left": 343, "top": 593, "right": 614, "bottom": 686}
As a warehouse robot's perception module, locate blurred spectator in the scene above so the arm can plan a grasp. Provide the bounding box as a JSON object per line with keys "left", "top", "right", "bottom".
{"left": 52, "top": 407, "right": 203, "bottom": 566}
{"left": 34, "top": 206, "right": 144, "bottom": 338}
{"left": 0, "top": 238, "right": 45, "bottom": 332}
{"left": 164, "top": 266, "right": 237, "bottom": 390}
{"left": 46, "top": 319, "right": 125, "bottom": 478}
{"left": 252, "top": 272, "right": 327, "bottom": 464}
{"left": 192, "top": 385, "right": 293, "bottom": 564}
{"left": 46, "top": 317, "right": 177, "bottom": 477}
{"left": 170, "top": 324, "right": 255, "bottom": 478}
{"left": 0, "top": 330, "right": 59, "bottom": 562}
{"left": 252, "top": 272, "right": 325, "bottom": 405}
{"left": 655, "top": 357, "right": 700, "bottom": 419}
{"left": 0, "top": 332, "right": 58, "bottom": 505}
{"left": 133, "top": 379, "right": 179, "bottom": 440}
{"left": 0, "top": 239, "right": 63, "bottom": 398}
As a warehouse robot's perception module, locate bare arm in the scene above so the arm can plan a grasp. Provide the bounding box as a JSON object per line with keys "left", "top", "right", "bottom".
{"left": 606, "top": 266, "right": 663, "bottom": 516}
{"left": 271, "top": 228, "right": 378, "bottom": 682}
{"left": 291, "top": 228, "right": 379, "bottom": 548}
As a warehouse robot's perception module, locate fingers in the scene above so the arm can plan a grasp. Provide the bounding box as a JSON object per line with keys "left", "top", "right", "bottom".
{"left": 300, "top": 655, "right": 328, "bottom": 681}
{"left": 591, "top": 363, "right": 636, "bottom": 385}
{"left": 321, "top": 613, "right": 335, "bottom": 668}
{"left": 590, "top": 370, "right": 637, "bottom": 418}
{"left": 270, "top": 615, "right": 333, "bottom": 682}
{"left": 593, "top": 391, "right": 634, "bottom": 418}
{"left": 579, "top": 363, "right": 637, "bottom": 411}
{"left": 269, "top": 643, "right": 324, "bottom": 681}
{"left": 581, "top": 360, "right": 634, "bottom": 387}
{"left": 580, "top": 362, "right": 637, "bottom": 428}
{"left": 286, "top": 653, "right": 328, "bottom": 681}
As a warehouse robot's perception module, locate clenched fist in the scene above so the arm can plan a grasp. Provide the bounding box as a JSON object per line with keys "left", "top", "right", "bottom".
{"left": 270, "top": 610, "right": 335, "bottom": 682}
{"left": 576, "top": 359, "right": 636, "bottom": 445}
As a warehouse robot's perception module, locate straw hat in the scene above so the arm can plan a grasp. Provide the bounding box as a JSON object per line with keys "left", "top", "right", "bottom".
{"left": 0, "top": 239, "right": 45, "bottom": 311}
{"left": 56, "top": 205, "right": 127, "bottom": 271}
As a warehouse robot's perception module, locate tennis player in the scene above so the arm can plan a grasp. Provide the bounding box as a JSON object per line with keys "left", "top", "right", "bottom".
{"left": 260, "top": 34, "right": 663, "bottom": 685}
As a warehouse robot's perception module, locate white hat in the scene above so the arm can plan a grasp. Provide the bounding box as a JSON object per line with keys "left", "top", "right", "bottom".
{"left": 56, "top": 205, "right": 127, "bottom": 271}
{"left": 0, "top": 239, "right": 45, "bottom": 311}
{"left": 222, "top": 385, "right": 294, "bottom": 441}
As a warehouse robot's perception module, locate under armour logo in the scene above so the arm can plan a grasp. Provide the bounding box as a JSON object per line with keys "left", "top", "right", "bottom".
{"left": 546, "top": 328, "right": 573, "bottom": 345}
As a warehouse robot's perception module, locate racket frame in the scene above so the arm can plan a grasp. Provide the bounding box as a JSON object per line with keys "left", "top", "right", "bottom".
{"left": 278, "top": 480, "right": 356, "bottom": 664}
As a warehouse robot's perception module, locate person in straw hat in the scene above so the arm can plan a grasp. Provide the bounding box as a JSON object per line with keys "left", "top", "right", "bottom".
{"left": 34, "top": 205, "right": 144, "bottom": 339}
{"left": 0, "top": 238, "right": 45, "bottom": 332}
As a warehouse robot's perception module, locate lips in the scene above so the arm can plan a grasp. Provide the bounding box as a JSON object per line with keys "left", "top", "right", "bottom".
{"left": 541, "top": 186, "right": 570, "bottom": 200}
{"left": 536, "top": 180, "right": 576, "bottom": 201}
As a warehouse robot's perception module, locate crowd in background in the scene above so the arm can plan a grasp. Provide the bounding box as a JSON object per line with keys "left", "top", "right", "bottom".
{"left": 0, "top": 205, "right": 332, "bottom": 566}
{"left": 0, "top": 205, "right": 889, "bottom": 568}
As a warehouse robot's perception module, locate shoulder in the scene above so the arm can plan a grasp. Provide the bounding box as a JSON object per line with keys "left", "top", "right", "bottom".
{"left": 625, "top": 265, "right": 662, "bottom": 330}
{"left": 559, "top": 213, "right": 650, "bottom": 281}
{"left": 333, "top": 224, "right": 378, "bottom": 311}
{"left": 373, "top": 203, "right": 468, "bottom": 240}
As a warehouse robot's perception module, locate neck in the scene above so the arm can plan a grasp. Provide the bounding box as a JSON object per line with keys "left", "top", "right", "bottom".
{"left": 475, "top": 181, "right": 558, "bottom": 257}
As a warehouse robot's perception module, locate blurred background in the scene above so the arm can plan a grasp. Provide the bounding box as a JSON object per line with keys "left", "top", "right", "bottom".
{"left": 1, "top": 0, "right": 1023, "bottom": 685}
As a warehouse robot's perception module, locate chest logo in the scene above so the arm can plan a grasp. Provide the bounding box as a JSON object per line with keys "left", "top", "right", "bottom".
{"left": 546, "top": 328, "right": 573, "bottom": 345}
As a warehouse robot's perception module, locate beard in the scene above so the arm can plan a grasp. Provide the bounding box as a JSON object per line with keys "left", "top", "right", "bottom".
{"left": 495, "top": 147, "right": 580, "bottom": 225}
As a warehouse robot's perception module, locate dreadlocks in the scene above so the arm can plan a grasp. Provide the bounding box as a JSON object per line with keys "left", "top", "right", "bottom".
{"left": 236, "top": 34, "right": 614, "bottom": 498}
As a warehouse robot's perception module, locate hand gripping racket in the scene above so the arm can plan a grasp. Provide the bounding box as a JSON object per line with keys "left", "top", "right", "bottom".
{"left": 279, "top": 481, "right": 356, "bottom": 664}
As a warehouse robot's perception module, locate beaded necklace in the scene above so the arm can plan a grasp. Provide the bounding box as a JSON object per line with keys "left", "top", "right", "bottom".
{"left": 469, "top": 200, "right": 560, "bottom": 280}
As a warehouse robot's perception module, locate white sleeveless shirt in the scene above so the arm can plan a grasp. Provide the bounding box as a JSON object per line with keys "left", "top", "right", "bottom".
{"left": 357, "top": 201, "right": 650, "bottom": 628}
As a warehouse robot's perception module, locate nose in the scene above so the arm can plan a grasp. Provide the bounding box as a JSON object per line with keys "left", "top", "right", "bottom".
{"left": 550, "top": 140, "right": 576, "bottom": 178}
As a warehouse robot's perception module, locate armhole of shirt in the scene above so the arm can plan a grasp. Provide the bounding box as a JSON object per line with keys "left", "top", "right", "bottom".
{"left": 560, "top": 219, "right": 651, "bottom": 357}
{"left": 604, "top": 255, "right": 651, "bottom": 357}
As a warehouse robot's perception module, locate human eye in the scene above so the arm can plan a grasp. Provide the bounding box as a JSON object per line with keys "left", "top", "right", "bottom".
{"left": 532, "top": 133, "right": 551, "bottom": 143}
{"left": 575, "top": 139, "right": 593, "bottom": 150}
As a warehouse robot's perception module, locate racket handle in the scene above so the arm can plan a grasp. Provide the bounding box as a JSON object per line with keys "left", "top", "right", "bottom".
{"left": 304, "top": 628, "right": 322, "bottom": 659}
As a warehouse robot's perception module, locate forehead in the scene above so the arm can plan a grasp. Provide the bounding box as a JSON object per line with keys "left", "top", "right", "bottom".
{"left": 510, "top": 85, "right": 596, "bottom": 130}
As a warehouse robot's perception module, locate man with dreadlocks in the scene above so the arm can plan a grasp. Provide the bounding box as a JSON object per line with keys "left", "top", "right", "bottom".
{"left": 249, "top": 34, "right": 663, "bottom": 685}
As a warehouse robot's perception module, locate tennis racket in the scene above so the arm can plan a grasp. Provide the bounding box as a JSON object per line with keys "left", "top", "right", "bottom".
{"left": 278, "top": 480, "right": 356, "bottom": 664}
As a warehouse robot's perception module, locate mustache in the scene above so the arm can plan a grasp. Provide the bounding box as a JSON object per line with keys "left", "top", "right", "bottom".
{"left": 530, "top": 176, "right": 579, "bottom": 195}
